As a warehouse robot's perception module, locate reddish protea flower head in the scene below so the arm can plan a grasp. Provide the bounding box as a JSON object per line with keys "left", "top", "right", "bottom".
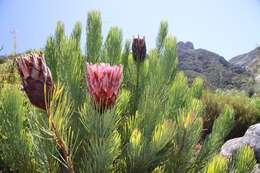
{"left": 86, "top": 63, "right": 123, "bottom": 111}
{"left": 132, "top": 36, "right": 147, "bottom": 62}
{"left": 16, "top": 52, "right": 54, "bottom": 110}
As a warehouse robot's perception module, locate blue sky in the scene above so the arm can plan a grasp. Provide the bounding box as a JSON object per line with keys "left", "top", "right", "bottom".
{"left": 1, "top": 0, "right": 260, "bottom": 59}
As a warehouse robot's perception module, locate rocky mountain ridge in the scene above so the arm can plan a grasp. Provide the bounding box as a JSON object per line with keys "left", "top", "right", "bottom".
{"left": 230, "top": 47, "right": 260, "bottom": 82}
{"left": 177, "top": 41, "right": 253, "bottom": 90}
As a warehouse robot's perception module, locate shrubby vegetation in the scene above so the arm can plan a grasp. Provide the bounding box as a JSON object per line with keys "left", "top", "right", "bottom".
{"left": 0, "top": 10, "right": 257, "bottom": 173}
{"left": 202, "top": 89, "right": 260, "bottom": 138}
{"left": 0, "top": 60, "right": 19, "bottom": 89}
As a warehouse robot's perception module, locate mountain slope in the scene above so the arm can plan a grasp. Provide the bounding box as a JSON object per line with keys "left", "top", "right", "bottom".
{"left": 177, "top": 41, "right": 253, "bottom": 90}
{"left": 230, "top": 47, "right": 260, "bottom": 75}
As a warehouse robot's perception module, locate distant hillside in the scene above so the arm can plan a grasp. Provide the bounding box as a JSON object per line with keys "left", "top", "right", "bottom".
{"left": 230, "top": 47, "right": 260, "bottom": 68}
{"left": 0, "top": 50, "right": 42, "bottom": 64}
{"left": 0, "top": 53, "right": 22, "bottom": 64}
{"left": 177, "top": 41, "right": 253, "bottom": 90}
{"left": 230, "top": 47, "right": 260, "bottom": 81}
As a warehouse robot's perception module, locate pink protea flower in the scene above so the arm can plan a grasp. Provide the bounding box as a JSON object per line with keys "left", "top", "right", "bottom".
{"left": 86, "top": 63, "right": 123, "bottom": 111}
{"left": 16, "top": 52, "right": 54, "bottom": 110}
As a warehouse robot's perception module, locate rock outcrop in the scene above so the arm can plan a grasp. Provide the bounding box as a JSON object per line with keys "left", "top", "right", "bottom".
{"left": 177, "top": 41, "right": 253, "bottom": 90}
{"left": 221, "top": 123, "right": 260, "bottom": 161}
{"left": 221, "top": 123, "right": 260, "bottom": 172}
{"left": 230, "top": 47, "right": 260, "bottom": 70}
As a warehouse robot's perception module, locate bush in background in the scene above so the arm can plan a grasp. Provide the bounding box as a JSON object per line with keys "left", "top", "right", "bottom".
{"left": 202, "top": 89, "right": 260, "bottom": 138}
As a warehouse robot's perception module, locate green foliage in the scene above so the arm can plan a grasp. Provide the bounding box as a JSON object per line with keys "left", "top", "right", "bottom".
{"left": 27, "top": 105, "right": 60, "bottom": 172}
{"left": 202, "top": 90, "right": 260, "bottom": 138}
{"left": 45, "top": 22, "right": 85, "bottom": 108}
{"left": 203, "top": 146, "right": 256, "bottom": 173}
{"left": 232, "top": 146, "right": 256, "bottom": 173}
{"left": 160, "top": 36, "right": 178, "bottom": 84}
{"left": 166, "top": 72, "right": 192, "bottom": 116}
{"left": 86, "top": 10, "right": 102, "bottom": 62}
{"left": 55, "top": 21, "right": 65, "bottom": 46}
{"left": 0, "top": 85, "right": 36, "bottom": 172}
{"left": 71, "top": 21, "right": 82, "bottom": 47}
{"left": 45, "top": 21, "right": 65, "bottom": 81}
{"left": 27, "top": 85, "right": 77, "bottom": 173}
{"left": 45, "top": 23, "right": 86, "bottom": 171}
{"left": 121, "top": 40, "right": 131, "bottom": 68}
{"left": 0, "top": 59, "right": 19, "bottom": 88}
{"left": 191, "top": 77, "right": 204, "bottom": 99}
{"left": 103, "top": 26, "right": 123, "bottom": 64}
{"left": 203, "top": 155, "right": 228, "bottom": 173}
{"left": 0, "top": 58, "right": 6, "bottom": 64}
{"left": 58, "top": 37, "right": 85, "bottom": 107}
{"left": 156, "top": 21, "right": 168, "bottom": 55}
{"left": 80, "top": 100, "right": 121, "bottom": 172}
{"left": 196, "top": 106, "right": 234, "bottom": 171}
{"left": 47, "top": 85, "right": 76, "bottom": 172}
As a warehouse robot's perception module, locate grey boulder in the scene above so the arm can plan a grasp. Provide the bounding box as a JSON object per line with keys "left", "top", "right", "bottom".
{"left": 254, "top": 164, "right": 260, "bottom": 173}
{"left": 220, "top": 123, "right": 260, "bottom": 162}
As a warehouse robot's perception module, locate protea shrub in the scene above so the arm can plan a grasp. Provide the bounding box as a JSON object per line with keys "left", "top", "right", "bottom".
{"left": 0, "top": 12, "right": 257, "bottom": 173}
{"left": 15, "top": 52, "right": 54, "bottom": 110}
{"left": 132, "top": 36, "right": 147, "bottom": 62}
{"left": 85, "top": 62, "right": 123, "bottom": 111}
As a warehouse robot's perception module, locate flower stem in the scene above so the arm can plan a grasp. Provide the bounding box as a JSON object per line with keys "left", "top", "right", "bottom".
{"left": 47, "top": 110, "right": 75, "bottom": 173}
{"left": 134, "top": 61, "right": 141, "bottom": 114}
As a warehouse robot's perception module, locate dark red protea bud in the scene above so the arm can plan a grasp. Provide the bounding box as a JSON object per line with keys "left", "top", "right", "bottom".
{"left": 16, "top": 52, "right": 54, "bottom": 110}
{"left": 132, "top": 36, "right": 147, "bottom": 62}
{"left": 86, "top": 62, "right": 123, "bottom": 111}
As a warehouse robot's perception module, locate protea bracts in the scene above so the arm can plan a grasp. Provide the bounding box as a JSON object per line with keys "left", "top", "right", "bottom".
{"left": 132, "top": 36, "right": 147, "bottom": 62}
{"left": 16, "top": 52, "right": 54, "bottom": 110}
{"left": 86, "top": 63, "right": 123, "bottom": 111}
